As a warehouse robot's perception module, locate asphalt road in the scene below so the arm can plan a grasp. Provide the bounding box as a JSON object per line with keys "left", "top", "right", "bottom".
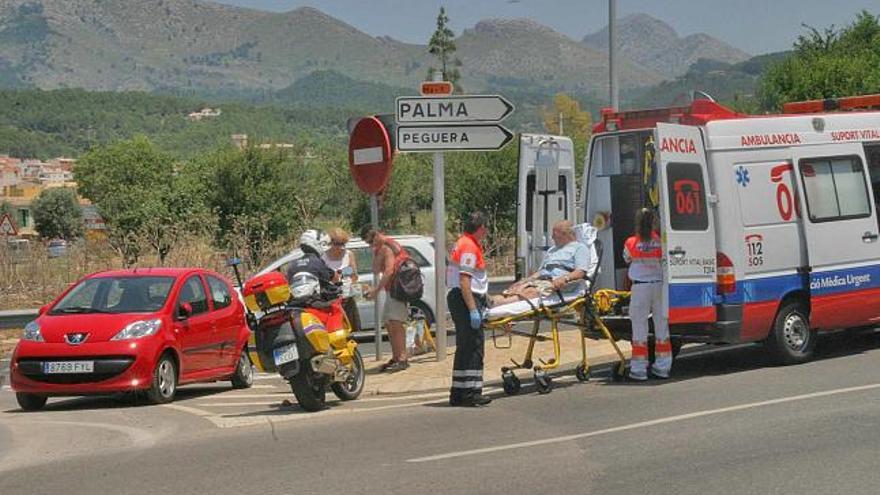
{"left": 2, "top": 330, "right": 880, "bottom": 495}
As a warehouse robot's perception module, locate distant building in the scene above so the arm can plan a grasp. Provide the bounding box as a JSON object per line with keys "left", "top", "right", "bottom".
{"left": 188, "top": 107, "right": 222, "bottom": 121}
{"left": 231, "top": 134, "right": 294, "bottom": 151}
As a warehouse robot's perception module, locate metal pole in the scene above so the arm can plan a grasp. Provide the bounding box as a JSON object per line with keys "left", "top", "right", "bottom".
{"left": 370, "top": 194, "right": 382, "bottom": 361}
{"left": 609, "top": 0, "right": 619, "bottom": 111}
{"left": 431, "top": 69, "right": 447, "bottom": 362}
{"left": 433, "top": 151, "right": 446, "bottom": 362}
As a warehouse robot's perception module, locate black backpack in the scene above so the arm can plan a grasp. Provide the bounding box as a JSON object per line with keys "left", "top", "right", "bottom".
{"left": 387, "top": 241, "right": 424, "bottom": 303}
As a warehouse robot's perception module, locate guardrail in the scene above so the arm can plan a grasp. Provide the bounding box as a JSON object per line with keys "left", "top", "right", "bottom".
{"left": 0, "top": 277, "right": 517, "bottom": 331}
{"left": 0, "top": 309, "right": 38, "bottom": 330}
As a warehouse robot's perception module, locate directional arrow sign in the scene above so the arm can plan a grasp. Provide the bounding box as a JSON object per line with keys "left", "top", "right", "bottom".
{"left": 396, "top": 124, "right": 514, "bottom": 152}
{"left": 396, "top": 95, "right": 515, "bottom": 124}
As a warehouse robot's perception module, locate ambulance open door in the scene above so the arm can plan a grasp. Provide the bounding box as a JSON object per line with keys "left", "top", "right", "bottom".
{"left": 655, "top": 123, "right": 717, "bottom": 324}
{"left": 515, "top": 135, "right": 576, "bottom": 278}
{"left": 792, "top": 143, "right": 880, "bottom": 329}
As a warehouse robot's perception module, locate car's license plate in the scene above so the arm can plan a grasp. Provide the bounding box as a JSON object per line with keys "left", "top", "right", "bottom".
{"left": 273, "top": 343, "right": 299, "bottom": 366}
{"left": 43, "top": 361, "right": 94, "bottom": 374}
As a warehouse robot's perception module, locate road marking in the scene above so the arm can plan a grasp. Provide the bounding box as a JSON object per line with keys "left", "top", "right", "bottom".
{"left": 199, "top": 401, "right": 282, "bottom": 407}
{"left": 406, "top": 382, "right": 880, "bottom": 463}
{"left": 161, "top": 403, "right": 216, "bottom": 417}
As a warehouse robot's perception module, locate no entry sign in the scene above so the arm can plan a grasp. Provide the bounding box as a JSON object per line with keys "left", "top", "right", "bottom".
{"left": 348, "top": 116, "right": 393, "bottom": 195}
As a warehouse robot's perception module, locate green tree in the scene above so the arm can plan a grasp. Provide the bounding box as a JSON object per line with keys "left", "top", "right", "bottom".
{"left": 31, "top": 187, "right": 84, "bottom": 240}
{"left": 542, "top": 93, "right": 592, "bottom": 166}
{"left": 0, "top": 200, "right": 13, "bottom": 219}
{"left": 446, "top": 146, "right": 519, "bottom": 255}
{"left": 760, "top": 11, "right": 880, "bottom": 110}
{"left": 427, "top": 7, "right": 463, "bottom": 92}
{"left": 75, "top": 136, "right": 205, "bottom": 265}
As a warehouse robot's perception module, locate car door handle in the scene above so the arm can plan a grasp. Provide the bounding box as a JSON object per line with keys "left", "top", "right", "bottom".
{"left": 862, "top": 232, "right": 878, "bottom": 243}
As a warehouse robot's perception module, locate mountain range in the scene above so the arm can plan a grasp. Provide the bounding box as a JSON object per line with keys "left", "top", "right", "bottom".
{"left": 0, "top": 0, "right": 751, "bottom": 98}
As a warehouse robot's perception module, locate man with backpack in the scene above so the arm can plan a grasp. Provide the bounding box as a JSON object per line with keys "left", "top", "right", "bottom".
{"left": 361, "top": 226, "right": 424, "bottom": 372}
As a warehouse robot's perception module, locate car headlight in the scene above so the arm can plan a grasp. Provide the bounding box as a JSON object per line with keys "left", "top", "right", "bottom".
{"left": 111, "top": 319, "right": 162, "bottom": 341}
{"left": 22, "top": 321, "right": 44, "bottom": 342}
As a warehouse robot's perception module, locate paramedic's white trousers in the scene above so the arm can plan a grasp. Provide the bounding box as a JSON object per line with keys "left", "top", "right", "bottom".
{"left": 629, "top": 281, "right": 672, "bottom": 379}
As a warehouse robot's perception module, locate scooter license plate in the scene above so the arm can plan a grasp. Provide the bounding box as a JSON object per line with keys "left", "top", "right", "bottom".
{"left": 273, "top": 343, "right": 299, "bottom": 366}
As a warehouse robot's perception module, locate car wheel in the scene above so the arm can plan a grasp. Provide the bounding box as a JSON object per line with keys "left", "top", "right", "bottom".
{"left": 766, "top": 300, "right": 815, "bottom": 365}
{"left": 230, "top": 348, "right": 255, "bottom": 389}
{"left": 16, "top": 392, "right": 48, "bottom": 411}
{"left": 146, "top": 353, "right": 178, "bottom": 404}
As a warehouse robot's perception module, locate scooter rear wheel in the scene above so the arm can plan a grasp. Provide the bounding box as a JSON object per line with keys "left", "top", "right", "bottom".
{"left": 290, "top": 367, "right": 327, "bottom": 412}
{"left": 331, "top": 348, "right": 365, "bottom": 401}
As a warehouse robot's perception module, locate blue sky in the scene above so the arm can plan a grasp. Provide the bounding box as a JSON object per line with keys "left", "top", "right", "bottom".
{"left": 213, "top": 0, "right": 877, "bottom": 55}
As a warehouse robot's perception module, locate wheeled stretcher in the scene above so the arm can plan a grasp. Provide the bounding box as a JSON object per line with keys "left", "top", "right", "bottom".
{"left": 483, "top": 238, "right": 631, "bottom": 394}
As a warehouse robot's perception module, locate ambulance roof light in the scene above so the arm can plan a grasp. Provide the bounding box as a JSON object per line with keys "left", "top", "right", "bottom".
{"left": 783, "top": 94, "right": 880, "bottom": 114}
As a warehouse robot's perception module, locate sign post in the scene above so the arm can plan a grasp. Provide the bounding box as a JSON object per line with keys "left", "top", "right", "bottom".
{"left": 348, "top": 116, "right": 394, "bottom": 361}
{"left": 395, "top": 79, "right": 514, "bottom": 362}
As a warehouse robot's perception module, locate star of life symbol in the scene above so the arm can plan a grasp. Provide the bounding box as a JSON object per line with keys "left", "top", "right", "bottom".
{"left": 735, "top": 166, "right": 750, "bottom": 187}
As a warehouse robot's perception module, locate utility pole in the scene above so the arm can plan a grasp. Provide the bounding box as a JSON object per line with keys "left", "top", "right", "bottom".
{"left": 609, "top": 0, "right": 619, "bottom": 111}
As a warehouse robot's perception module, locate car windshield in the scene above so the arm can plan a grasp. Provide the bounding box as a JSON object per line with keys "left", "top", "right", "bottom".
{"left": 51, "top": 276, "right": 176, "bottom": 314}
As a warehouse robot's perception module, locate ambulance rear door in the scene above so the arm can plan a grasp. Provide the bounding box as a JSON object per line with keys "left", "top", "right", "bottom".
{"left": 655, "top": 123, "right": 718, "bottom": 324}
{"left": 792, "top": 143, "right": 880, "bottom": 329}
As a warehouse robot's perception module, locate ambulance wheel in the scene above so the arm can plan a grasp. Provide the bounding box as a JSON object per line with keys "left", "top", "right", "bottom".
{"left": 575, "top": 364, "right": 590, "bottom": 382}
{"left": 610, "top": 361, "right": 626, "bottom": 382}
{"left": 534, "top": 371, "right": 552, "bottom": 394}
{"left": 502, "top": 371, "right": 521, "bottom": 395}
{"left": 767, "top": 300, "right": 816, "bottom": 365}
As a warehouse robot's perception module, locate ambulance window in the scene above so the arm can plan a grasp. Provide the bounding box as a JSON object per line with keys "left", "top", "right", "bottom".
{"left": 799, "top": 156, "right": 870, "bottom": 222}
{"left": 666, "top": 162, "right": 709, "bottom": 231}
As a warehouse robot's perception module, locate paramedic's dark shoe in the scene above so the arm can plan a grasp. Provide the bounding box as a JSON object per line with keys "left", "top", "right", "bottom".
{"left": 450, "top": 395, "right": 492, "bottom": 407}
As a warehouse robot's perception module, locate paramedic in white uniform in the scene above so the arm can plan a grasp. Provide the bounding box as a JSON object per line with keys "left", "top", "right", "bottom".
{"left": 623, "top": 208, "right": 672, "bottom": 380}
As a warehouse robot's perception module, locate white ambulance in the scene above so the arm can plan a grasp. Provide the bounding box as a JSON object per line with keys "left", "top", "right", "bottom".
{"left": 517, "top": 94, "right": 880, "bottom": 363}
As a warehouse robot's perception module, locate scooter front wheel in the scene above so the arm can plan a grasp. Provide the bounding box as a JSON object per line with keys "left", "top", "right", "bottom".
{"left": 289, "top": 368, "right": 327, "bottom": 412}
{"left": 332, "top": 347, "right": 365, "bottom": 401}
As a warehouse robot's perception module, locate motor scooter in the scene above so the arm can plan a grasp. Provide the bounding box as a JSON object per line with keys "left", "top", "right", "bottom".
{"left": 229, "top": 260, "right": 365, "bottom": 411}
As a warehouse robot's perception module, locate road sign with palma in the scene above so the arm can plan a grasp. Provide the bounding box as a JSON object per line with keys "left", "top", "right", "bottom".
{"left": 395, "top": 94, "right": 514, "bottom": 153}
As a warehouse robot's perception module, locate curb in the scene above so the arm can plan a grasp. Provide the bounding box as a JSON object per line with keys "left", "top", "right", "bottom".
{"left": 361, "top": 351, "right": 626, "bottom": 397}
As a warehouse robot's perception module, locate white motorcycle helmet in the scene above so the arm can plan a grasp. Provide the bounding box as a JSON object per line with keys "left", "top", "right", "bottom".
{"left": 289, "top": 272, "right": 321, "bottom": 301}
{"left": 299, "top": 229, "right": 330, "bottom": 256}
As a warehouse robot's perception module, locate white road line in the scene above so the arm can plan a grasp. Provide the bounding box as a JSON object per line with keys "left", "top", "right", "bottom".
{"left": 406, "top": 382, "right": 880, "bottom": 463}
{"left": 199, "top": 393, "right": 291, "bottom": 400}
{"left": 254, "top": 374, "right": 279, "bottom": 381}
{"left": 199, "top": 401, "right": 282, "bottom": 407}
{"left": 161, "top": 403, "right": 216, "bottom": 417}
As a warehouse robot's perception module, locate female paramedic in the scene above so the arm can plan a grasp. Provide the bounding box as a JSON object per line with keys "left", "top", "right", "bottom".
{"left": 623, "top": 208, "right": 672, "bottom": 380}
{"left": 447, "top": 211, "right": 492, "bottom": 407}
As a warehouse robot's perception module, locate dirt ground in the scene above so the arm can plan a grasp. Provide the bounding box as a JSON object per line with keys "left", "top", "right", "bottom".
{"left": 1, "top": 329, "right": 22, "bottom": 358}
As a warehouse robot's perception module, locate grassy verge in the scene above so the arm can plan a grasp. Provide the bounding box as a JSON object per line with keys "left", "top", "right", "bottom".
{"left": 1, "top": 328, "right": 22, "bottom": 359}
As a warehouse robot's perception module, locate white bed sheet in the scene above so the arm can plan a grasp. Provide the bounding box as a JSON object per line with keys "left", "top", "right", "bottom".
{"left": 487, "top": 291, "right": 584, "bottom": 321}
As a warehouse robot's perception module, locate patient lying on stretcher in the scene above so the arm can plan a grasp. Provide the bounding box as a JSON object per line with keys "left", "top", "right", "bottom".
{"left": 490, "top": 220, "right": 598, "bottom": 314}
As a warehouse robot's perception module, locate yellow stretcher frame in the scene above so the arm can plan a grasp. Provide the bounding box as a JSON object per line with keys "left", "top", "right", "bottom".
{"left": 484, "top": 289, "right": 631, "bottom": 394}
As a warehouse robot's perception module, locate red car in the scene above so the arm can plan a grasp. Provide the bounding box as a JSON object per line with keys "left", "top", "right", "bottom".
{"left": 10, "top": 268, "right": 254, "bottom": 411}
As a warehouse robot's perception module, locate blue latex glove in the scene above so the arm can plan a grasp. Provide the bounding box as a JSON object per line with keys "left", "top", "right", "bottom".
{"left": 469, "top": 309, "right": 482, "bottom": 329}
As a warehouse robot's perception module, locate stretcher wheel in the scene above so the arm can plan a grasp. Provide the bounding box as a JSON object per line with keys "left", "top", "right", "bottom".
{"left": 502, "top": 371, "right": 521, "bottom": 395}
{"left": 575, "top": 364, "right": 590, "bottom": 382}
{"left": 610, "top": 361, "right": 626, "bottom": 382}
{"left": 534, "top": 371, "right": 553, "bottom": 394}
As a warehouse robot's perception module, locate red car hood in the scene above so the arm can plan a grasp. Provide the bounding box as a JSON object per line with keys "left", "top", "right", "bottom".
{"left": 37, "top": 312, "right": 162, "bottom": 344}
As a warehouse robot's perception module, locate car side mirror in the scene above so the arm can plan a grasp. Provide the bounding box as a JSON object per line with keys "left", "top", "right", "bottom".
{"left": 177, "top": 302, "right": 194, "bottom": 320}
{"left": 38, "top": 304, "right": 50, "bottom": 315}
